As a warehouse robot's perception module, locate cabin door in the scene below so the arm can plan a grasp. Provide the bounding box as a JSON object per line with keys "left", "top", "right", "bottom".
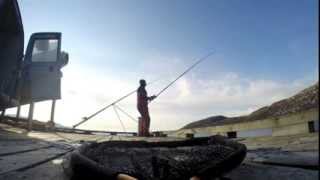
{"left": 21, "top": 33, "right": 62, "bottom": 103}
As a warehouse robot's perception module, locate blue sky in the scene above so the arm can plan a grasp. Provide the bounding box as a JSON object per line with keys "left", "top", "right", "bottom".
{"left": 7, "top": 0, "right": 318, "bottom": 131}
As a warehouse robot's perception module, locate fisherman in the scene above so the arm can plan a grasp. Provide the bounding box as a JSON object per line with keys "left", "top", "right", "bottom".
{"left": 137, "top": 79, "right": 156, "bottom": 136}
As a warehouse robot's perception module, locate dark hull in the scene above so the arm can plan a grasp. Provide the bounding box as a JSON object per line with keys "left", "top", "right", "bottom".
{"left": 0, "top": 0, "right": 24, "bottom": 109}
{"left": 64, "top": 135, "right": 246, "bottom": 180}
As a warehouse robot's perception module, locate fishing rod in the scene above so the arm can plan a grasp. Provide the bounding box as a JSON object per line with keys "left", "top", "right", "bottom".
{"left": 73, "top": 51, "right": 213, "bottom": 128}
{"left": 72, "top": 79, "right": 159, "bottom": 129}
{"left": 153, "top": 51, "right": 214, "bottom": 100}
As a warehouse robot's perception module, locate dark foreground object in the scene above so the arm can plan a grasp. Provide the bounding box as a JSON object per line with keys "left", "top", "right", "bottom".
{"left": 64, "top": 135, "right": 246, "bottom": 180}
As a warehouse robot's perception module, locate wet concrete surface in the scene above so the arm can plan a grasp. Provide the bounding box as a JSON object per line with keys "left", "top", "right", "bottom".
{"left": 0, "top": 122, "right": 318, "bottom": 180}
{"left": 225, "top": 162, "right": 318, "bottom": 180}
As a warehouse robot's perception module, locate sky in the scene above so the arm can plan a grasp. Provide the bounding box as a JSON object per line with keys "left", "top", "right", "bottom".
{"left": 6, "top": 0, "right": 319, "bottom": 132}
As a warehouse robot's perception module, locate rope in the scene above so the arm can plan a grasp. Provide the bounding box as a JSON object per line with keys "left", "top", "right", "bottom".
{"left": 113, "top": 105, "right": 126, "bottom": 132}
{"left": 114, "top": 104, "right": 138, "bottom": 123}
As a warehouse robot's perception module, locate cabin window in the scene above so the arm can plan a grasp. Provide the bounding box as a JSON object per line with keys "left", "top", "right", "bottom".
{"left": 32, "top": 39, "right": 58, "bottom": 62}
{"left": 227, "top": 131, "right": 237, "bottom": 138}
{"left": 308, "top": 121, "right": 315, "bottom": 133}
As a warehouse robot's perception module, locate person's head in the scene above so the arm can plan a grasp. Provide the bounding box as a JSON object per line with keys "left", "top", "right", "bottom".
{"left": 139, "top": 79, "right": 146, "bottom": 87}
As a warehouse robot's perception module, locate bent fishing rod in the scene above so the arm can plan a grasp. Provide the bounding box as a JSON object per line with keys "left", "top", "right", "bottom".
{"left": 151, "top": 51, "right": 214, "bottom": 101}
{"left": 72, "top": 79, "right": 159, "bottom": 129}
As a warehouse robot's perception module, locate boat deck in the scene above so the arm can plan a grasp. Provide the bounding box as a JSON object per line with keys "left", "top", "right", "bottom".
{"left": 0, "top": 121, "right": 318, "bottom": 180}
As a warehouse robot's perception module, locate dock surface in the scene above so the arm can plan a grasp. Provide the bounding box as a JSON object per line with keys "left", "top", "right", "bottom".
{"left": 0, "top": 122, "right": 318, "bottom": 180}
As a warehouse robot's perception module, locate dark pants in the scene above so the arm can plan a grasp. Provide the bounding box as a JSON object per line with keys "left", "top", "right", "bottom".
{"left": 138, "top": 105, "right": 150, "bottom": 136}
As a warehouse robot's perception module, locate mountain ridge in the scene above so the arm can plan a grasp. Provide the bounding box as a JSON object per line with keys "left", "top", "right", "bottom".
{"left": 182, "top": 82, "right": 319, "bottom": 129}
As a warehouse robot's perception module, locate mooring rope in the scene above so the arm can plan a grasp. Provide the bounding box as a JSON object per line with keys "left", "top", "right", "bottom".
{"left": 113, "top": 105, "right": 126, "bottom": 132}
{"left": 114, "top": 104, "right": 138, "bottom": 123}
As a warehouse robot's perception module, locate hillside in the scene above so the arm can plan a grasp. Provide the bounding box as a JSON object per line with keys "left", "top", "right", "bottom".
{"left": 182, "top": 82, "right": 319, "bottom": 129}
